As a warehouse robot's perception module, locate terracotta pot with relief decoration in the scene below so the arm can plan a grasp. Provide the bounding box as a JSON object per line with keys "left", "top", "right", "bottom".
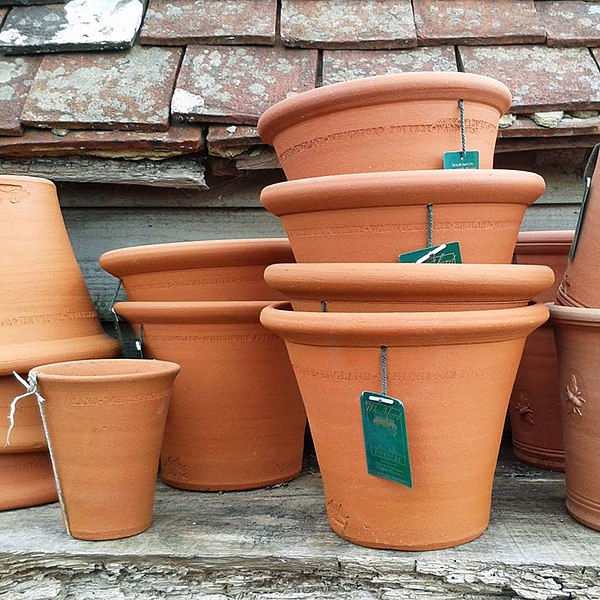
{"left": 549, "top": 303, "right": 600, "bottom": 530}
{"left": 509, "top": 231, "right": 573, "bottom": 471}
{"left": 30, "top": 359, "right": 180, "bottom": 540}
{"left": 260, "top": 170, "right": 544, "bottom": 264}
{"left": 113, "top": 301, "right": 306, "bottom": 492}
{"left": 260, "top": 302, "right": 548, "bottom": 550}
{"left": 100, "top": 238, "right": 294, "bottom": 302}
{"left": 257, "top": 72, "right": 512, "bottom": 179}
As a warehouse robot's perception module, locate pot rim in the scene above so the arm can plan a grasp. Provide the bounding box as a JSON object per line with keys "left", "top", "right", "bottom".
{"left": 100, "top": 238, "right": 293, "bottom": 278}
{"left": 257, "top": 72, "right": 512, "bottom": 145}
{"left": 0, "top": 175, "right": 55, "bottom": 187}
{"left": 264, "top": 263, "right": 554, "bottom": 303}
{"left": 31, "top": 358, "right": 181, "bottom": 383}
{"left": 549, "top": 302, "right": 600, "bottom": 326}
{"left": 260, "top": 170, "right": 545, "bottom": 216}
{"left": 515, "top": 230, "right": 574, "bottom": 255}
{"left": 260, "top": 302, "right": 549, "bottom": 347}
{"left": 114, "top": 300, "right": 274, "bottom": 324}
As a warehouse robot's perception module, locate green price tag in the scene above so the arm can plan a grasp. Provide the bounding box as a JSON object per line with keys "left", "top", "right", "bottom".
{"left": 569, "top": 176, "right": 592, "bottom": 261}
{"left": 360, "top": 391, "right": 412, "bottom": 488}
{"left": 443, "top": 150, "right": 480, "bottom": 169}
{"left": 399, "top": 241, "right": 462, "bottom": 264}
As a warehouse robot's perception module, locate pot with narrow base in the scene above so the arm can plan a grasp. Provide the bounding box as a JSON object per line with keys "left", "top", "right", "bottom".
{"left": 114, "top": 301, "right": 307, "bottom": 492}
{"left": 261, "top": 302, "right": 548, "bottom": 550}
{"left": 31, "top": 359, "right": 180, "bottom": 541}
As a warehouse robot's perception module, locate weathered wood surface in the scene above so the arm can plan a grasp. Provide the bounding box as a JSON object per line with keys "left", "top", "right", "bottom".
{"left": 1, "top": 447, "right": 600, "bottom": 599}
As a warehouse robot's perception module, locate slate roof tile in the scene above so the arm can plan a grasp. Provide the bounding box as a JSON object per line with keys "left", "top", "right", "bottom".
{"left": 0, "top": 1, "right": 63, "bottom": 4}
{"left": 498, "top": 115, "right": 600, "bottom": 138}
{"left": 140, "top": 0, "right": 277, "bottom": 46}
{"left": 280, "top": 0, "right": 417, "bottom": 49}
{"left": 0, "top": 55, "right": 40, "bottom": 135}
{"left": 536, "top": 1, "right": 600, "bottom": 47}
{"left": 207, "top": 125, "right": 261, "bottom": 148}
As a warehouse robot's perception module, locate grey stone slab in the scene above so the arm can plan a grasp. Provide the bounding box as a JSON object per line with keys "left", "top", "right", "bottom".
{"left": 0, "top": 0, "right": 146, "bottom": 54}
{"left": 0, "top": 1, "right": 64, "bottom": 4}
{"left": 0, "top": 54, "right": 40, "bottom": 135}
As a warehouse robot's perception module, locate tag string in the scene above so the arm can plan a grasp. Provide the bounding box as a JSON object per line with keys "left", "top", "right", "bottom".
{"left": 135, "top": 323, "right": 145, "bottom": 358}
{"left": 427, "top": 204, "right": 434, "bottom": 247}
{"left": 10, "top": 372, "right": 71, "bottom": 536}
{"left": 381, "top": 346, "right": 388, "bottom": 396}
{"left": 458, "top": 98, "right": 467, "bottom": 157}
{"left": 109, "top": 278, "right": 124, "bottom": 347}
{"left": 321, "top": 301, "right": 327, "bottom": 312}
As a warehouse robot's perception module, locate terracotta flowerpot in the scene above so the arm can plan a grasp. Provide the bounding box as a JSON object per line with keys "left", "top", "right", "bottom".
{"left": 264, "top": 263, "right": 554, "bottom": 312}
{"left": 261, "top": 302, "right": 548, "bottom": 550}
{"left": 0, "top": 175, "right": 119, "bottom": 374}
{"left": 549, "top": 303, "right": 600, "bottom": 530}
{"left": 100, "top": 238, "right": 294, "bottom": 302}
{"left": 113, "top": 301, "right": 307, "bottom": 491}
{"left": 260, "top": 170, "right": 545, "bottom": 264}
{"left": 509, "top": 231, "right": 574, "bottom": 471}
{"left": 0, "top": 452, "right": 57, "bottom": 511}
{"left": 257, "top": 72, "right": 512, "bottom": 179}
{"left": 32, "top": 359, "right": 180, "bottom": 540}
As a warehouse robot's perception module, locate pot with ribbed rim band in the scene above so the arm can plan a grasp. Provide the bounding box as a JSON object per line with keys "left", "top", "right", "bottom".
{"left": 260, "top": 302, "right": 548, "bottom": 550}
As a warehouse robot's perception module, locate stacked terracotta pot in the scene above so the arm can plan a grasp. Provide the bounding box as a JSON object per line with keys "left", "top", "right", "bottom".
{"left": 100, "top": 238, "right": 307, "bottom": 492}
{"left": 0, "top": 175, "right": 120, "bottom": 511}
{"left": 255, "top": 72, "right": 554, "bottom": 550}
{"left": 550, "top": 144, "right": 600, "bottom": 531}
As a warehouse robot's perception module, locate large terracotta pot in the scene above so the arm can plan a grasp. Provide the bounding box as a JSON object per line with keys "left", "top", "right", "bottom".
{"left": 549, "top": 303, "right": 600, "bottom": 530}
{"left": 264, "top": 263, "right": 554, "bottom": 312}
{"left": 261, "top": 302, "right": 548, "bottom": 550}
{"left": 0, "top": 175, "right": 119, "bottom": 374}
{"left": 100, "top": 238, "right": 294, "bottom": 302}
{"left": 114, "top": 301, "right": 307, "bottom": 491}
{"left": 509, "top": 231, "right": 574, "bottom": 471}
{"left": 260, "top": 170, "right": 545, "bottom": 264}
{"left": 257, "top": 72, "right": 511, "bottom": 179}
{"left": 0, "top": 452, "right": 57, "bottom": 510}
{"left": 32, "top": 359, "right": 180, "bottom": 540}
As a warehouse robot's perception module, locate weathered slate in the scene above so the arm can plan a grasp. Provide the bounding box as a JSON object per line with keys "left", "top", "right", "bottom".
{"left": 0, "top": 1, "right": 64, "bottom": 4}
{"left": 0, "top": 0, "right": 146, "bottom": 54}
{"left": 207, "top": 124, "right": 261, "bottom": 148}
{"left": 21, "top": 46, "right": 183, "bottom": 131}
{"left": 235, "top": 146, "right": 281, "bottom": 170}
{"left": 536, "top": 0, "right": 600, "bottom": 47}
{"left": 140, "top": 0, "right": 277, "bottom": 45}
{"left": 0, "top": 156, "right": 207, "bottom": 189}
{"left": 496, "top": 134, "right": 600, "bottom": 153}
{"left": 280, "top": 0, "right": 417, "bottom": 49}
{"left": 498, "top": 115, "right": 600, "bottom": 138}
{"left": 0, "top": 54, "right": 40, "bottom": 135}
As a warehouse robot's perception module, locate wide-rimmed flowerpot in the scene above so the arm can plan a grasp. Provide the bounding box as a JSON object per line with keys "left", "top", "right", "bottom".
{"left": 264, "top": 263, "right": 554, "bottom": 312}
{"left": 257, "top": 72, "right": 512, "bottom": 179}
{"left": 31, "top": 359, "right": 180, "bottom": 540}
{"left": 0, "top": 175, "right": 120, "bottom": 374}
{"left": 549, "top": 303, "right": 600, "bottom": 530}
{"left": 509, "top": 231, "right": 573, "bottom": 471}
{"left": 260, "top": 170, "right": 545, "bottom": 264}
{"left": 113, "top": 301, "right": 306, "bottom": 491}
{"left": 0, "top": 452, "right": 57, "bottom": 511}
{"left": 261, "top": 302, "right": 548, "bottom": 550}
{"left": 100, "top": 238, "right": 294, "bottom": 302}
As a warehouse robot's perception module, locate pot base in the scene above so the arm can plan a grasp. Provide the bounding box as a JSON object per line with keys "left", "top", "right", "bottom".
{"left": 512, "top": 440, "right": 564, "bottom": 472}
{"left": 566, "top": 490, "right": 600, "bottom": 532}
{"left": 162, "top": 469, "right": 301, "bottom": 492}
{"left": 69, "top": 521, "right": 152, "bottom": 541}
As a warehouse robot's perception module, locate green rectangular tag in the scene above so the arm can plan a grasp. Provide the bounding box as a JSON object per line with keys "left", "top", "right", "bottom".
{"left": 360, "top": 391, "right": 412, "bottom": 488}
{"left": 443, "top": 150, "right": 480, "bottom": 169}
{"left": 569, "top": 176, "right": 592, "bottom": 261}
{"left": 399, "top": 241, "right": 462, "bottom": 264}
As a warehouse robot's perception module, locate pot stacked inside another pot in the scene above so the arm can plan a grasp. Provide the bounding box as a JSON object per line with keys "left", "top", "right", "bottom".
{"left": 255, "top": 72, "right": 555, "bottom": 551}
{"left": 101, "top": 238, "right": 308, "bottom": 493}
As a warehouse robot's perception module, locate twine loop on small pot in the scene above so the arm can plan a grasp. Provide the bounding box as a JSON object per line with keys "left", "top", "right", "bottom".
{"left": 109, "top": 278, "right": 124, "bottom": 346}
{"left": 381, "top": 345, "right": 388, "bottom": 396}
{"left": 135, "top": 323, "right": 145, "bottom": 359}
{"left": 458, "top": 98, "right": 467, "bottom": 159}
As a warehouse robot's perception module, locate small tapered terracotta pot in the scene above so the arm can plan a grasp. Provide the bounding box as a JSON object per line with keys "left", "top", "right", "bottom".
{"left": 0, "top": 452, "right": 57, "bottom": 511}
{"left": 258, "top": 72, "right": 511, "bottom": 179}
{"left": 114, "top": 301, "right": 306, "bottom": 491}
{"left": 100, "top": 238, "right": 294, "bottom": 302}
{"left": 260, "top": 170, "right": 545, "bottom": 264}
{"left": 264, "top": 263, "right": 554, "bottom": 312}
{"left": 261, "top": 302, "right": 548, "bottom": 550}
{"left": 549, "top": 303, "right": 600, "bottom": 530}
{"left": 0, "top": 175, "right": 119, "bottom": 374}
{"left": 32, "top": 359, "right": 180, "bottom": 540}
{"left": 509, "top": 231, "right": 574, "bottom": 471}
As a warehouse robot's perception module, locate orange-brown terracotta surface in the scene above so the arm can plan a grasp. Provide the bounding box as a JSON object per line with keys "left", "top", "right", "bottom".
{"left": 261, "top": 302, "right": 548, "bottom": 550}
{"left": 100, "top": 238, "right": 295, "bottom": 302}
{"left": 0, "top": 175, "right": 119, "bottom": 374}
{"left": 114, "top": 301, "right": 306, "bottom": 491}
{"left": 260, "top": 170, "right": 545, "bottom": 264}
{"left": 258, "top": 72, "right": 512, "bottom": 179}
{"left": 264, "top": 263, "right": 554, "bottom": 312}
{"left": 33, "top": 359, "right": 180, "bottom": 540}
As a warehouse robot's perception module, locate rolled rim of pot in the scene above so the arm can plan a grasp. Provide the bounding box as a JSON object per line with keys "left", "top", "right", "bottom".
{"left": 549, "top": 302, "right": 600, "bottom": 326}
{"left": 0, "top": 174, "right": 55, "bottom": 187}
{"left": 260, "top": 302, "right": 549, "bottom": 347}
{"left": 515, "top": 230, "right": 574, "bottom": 255}
{"left": 100, "top": 238, "right": 294, "bottom": 278}
{"left": 257, "top": 72, "right": 512, "bottom": 145}
{"left": 264, "top": 263, "right": 554, "bottom": 305}
{"left": 114, "top": 300, "right": 274, "bottom": 324}
{"left": 260, "top": 170, "right": 545, "bottom": 217}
